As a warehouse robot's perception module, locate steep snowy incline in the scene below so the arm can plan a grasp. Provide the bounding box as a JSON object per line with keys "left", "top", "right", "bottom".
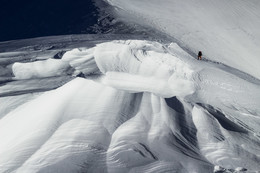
{"left": 106, "top": 0, "right": 260, "bottom": 79}
{"left": 0, "top": 40, "right": 260, "bottom": 172}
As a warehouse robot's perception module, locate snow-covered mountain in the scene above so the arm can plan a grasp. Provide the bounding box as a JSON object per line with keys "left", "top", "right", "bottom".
{"left": 0, "top": 1, "right": 260, "bottom": 173}
{"left": 107, "top": 0, "right": 260, "bottom": 80}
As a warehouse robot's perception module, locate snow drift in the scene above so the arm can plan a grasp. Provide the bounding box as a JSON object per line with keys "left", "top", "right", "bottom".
{"left": 1, "top": 40, "right": 260, "bottom": 172}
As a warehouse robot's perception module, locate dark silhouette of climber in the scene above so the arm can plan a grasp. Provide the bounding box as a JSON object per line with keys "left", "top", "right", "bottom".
{"left": 198, "top": 51, "right": 202, "bottom": 60}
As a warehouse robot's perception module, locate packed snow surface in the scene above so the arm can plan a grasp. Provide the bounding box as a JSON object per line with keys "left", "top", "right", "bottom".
{"left": 0, "top": 40, "right": 260, "bottom": 172}
{"left": 107, "top": 0, "right": 260, "bottom": 80}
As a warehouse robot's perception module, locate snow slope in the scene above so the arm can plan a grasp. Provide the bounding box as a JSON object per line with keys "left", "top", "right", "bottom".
{"left": 0, "top": 40, "right": 260, "bottom": 172}
{"left": 107, "top": 0, "right": 260, "bottom": 80}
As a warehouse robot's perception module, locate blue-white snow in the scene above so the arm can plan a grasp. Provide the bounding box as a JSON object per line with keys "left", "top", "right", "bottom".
{"left": 0, "top": 1, "right": 260, "bottom": 173}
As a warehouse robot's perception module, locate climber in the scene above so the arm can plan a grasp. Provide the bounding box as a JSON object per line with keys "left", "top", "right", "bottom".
{"left": 198, "top": 51, "right": 202, "bottom": 60}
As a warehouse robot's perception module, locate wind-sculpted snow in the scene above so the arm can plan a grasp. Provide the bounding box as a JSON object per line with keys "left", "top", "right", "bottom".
{"left": 94, "top": 40, "right": 195, "bottom": 98}
{"left": 106, "top": 0, "right": 260, "bottom": 80}
{"left": 0, "top": 40, "right": 260, "bottom": 173}
{"left": 193, "top": 106, "right": 260, "bottom": 170}
{"left": 12, "top": 59, "right": 71, "bottom": 80}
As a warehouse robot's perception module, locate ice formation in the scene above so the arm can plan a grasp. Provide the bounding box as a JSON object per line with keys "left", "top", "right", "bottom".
{"left": 0, "top": 40, "right": 260, "bottom": 172}
{"left": 12, "top": 59, "right": 71, "bottom": 80}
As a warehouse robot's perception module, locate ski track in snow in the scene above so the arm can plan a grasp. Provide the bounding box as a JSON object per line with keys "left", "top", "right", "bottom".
{"left": 0, "top": 39, "right": 260, "bottom": 173}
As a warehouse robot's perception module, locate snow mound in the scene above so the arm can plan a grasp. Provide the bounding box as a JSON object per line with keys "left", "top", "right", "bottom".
{"left": 12, "top": 59, "right": 70, "bottom": 80}
{"left": 94, "top": 40, "right": 195, "bottom": 97}
{"left": 59, "top": 40, "right": 195, "bottom": 98}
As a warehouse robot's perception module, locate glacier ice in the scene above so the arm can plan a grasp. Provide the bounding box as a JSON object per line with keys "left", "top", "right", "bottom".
{"left": 0, "top": 39, "right": 260, "bottom": 172}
